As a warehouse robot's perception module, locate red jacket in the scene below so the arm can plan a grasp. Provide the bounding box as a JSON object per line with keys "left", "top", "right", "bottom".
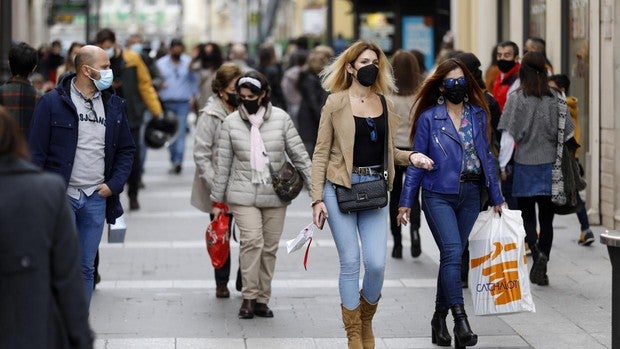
{"left": 492, "top": 63, "right": 520, "bottom": 111}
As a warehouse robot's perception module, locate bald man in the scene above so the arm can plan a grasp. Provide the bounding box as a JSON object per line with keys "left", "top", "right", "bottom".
{"left": 28, "top": 45, "right": 135, "bottom": 306}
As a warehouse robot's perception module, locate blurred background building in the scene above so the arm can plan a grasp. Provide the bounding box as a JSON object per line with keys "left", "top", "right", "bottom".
{"left": 1, "top": 0, "right": 619, "bottom": 229}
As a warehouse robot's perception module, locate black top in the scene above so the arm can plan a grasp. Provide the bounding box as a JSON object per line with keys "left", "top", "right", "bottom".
{"left": 353, "top": 113, "right": 385, "bottom": 167}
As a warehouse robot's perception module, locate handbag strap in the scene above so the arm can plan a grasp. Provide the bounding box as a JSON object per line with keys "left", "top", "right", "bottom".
{"left": 379, "top": 94, "right": 389, "bottom": 180}
{"left": 551, "top": 94, "right": 568, "bottom": 203}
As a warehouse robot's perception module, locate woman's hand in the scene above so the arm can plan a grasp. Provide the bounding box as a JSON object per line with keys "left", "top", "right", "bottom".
{"left": 409, "top": 152, "right": 434, "bottom": 170}
{"left": 396, "top": 207, "right": 411, "bottom": 226}
{"left": 493, "top": 202, "right": 506, "bottom": 214}
{"left": 211, "top": 203, "right": 225, "bottom": 218}
{"left": 312, "top": 202, "right": 328, "bottom": 228}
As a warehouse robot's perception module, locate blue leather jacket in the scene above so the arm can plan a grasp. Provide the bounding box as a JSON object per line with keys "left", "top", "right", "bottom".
{"left": 399, "top": 103, "right": 503, "bottom": 208}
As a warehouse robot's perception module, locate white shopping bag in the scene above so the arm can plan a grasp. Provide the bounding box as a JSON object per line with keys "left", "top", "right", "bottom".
{"left": 107, "top": 214, "right": 127, "bottom": 243}
{"left": 286, "top": 222, "right": 316, "bottom": 270}
{"left": 468, "top": 208, "right": 535, "bottom": 315}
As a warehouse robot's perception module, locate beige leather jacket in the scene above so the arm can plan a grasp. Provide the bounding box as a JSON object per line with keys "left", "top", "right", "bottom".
{"left": 310, "top": 90, "right": 412, "bottom": 202}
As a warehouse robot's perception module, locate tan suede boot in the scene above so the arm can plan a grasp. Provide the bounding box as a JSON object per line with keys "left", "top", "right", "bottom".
{"left": 359, "top": 292, "right": 380, "bottom": 349}
{"left": 341, "top": 304, "right": 363, "bottom": 349}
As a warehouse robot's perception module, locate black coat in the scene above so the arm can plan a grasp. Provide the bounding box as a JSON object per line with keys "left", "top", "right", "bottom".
{"left": 297, "top": 70, "right": 328, "bottom": 155}
{"left": 0, "top": 157, "right": 94, "bottom": 349}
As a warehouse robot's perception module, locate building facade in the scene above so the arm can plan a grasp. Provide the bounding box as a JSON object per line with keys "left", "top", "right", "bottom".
{"left": 451, "top": 0, "right": 619, "bottom": 229}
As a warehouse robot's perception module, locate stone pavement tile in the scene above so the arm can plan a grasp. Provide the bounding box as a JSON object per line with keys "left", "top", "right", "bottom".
{"left": 312, "top": 337, "right": 348, "bottom": 348}
{"left": 177, "top": 338, "right": 245, "bottom": 349}
{"left": 246, "top": 338, "right": 315, "bottom": 349}
{"left": 95, "top": 338, "right": 175, "bottom": 349}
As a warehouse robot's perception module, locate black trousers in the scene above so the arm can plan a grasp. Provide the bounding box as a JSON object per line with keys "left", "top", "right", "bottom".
{"left": 127, "top": 127, "right": 142, "bottom": 199}
{"left": 517, "top": 195, "right": 555, "bottom": 258}
{"left": 389, "top": 164, "right": 421, "bottom": 245}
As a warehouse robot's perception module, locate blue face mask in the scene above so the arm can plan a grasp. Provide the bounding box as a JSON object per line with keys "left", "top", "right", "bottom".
{"left": 88, "top": 66, "right": 114, "bottom": 91}
{"left": 129, "top": 43, "right": 143, "bottom": 53}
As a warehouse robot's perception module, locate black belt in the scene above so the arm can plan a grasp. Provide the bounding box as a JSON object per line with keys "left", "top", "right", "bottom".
{"left": 352, "top": 166, "right": 383, "bottom": 176}
{"left": 460, "top": 173, "right": 481, "bottom": 182}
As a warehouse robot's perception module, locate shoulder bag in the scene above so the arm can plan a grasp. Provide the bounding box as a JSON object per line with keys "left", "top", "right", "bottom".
{"left": 551, "top": 95, "right": 586, "bottom": 215}
{"left": 270, "top": 160, "right": 304, "bottom": 202}
{"left": 335, "top": 95, "right": 389, "bottom": 213}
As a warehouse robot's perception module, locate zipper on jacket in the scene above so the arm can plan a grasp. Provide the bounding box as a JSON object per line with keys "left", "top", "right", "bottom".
{"left": 434, "top": 134, "right": 448, "bottom": 157}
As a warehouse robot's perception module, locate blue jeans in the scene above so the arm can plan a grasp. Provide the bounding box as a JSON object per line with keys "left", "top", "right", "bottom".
{"left": 163, "top": 100, "right": 190, "bottom": 166}
{"left": 68, "top": 190, "right": 106, "bottom": 305}
{"left": 323, "top": 174, "right": 388, "bottom": 310}
{"left": 422, "top": 181, "right": 481, "bottom": 307}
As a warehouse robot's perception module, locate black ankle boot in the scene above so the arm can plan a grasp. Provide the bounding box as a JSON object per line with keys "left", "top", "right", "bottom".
{"left": 529, "top": 244, "right": 549, "bottom": 285}
{"left": 451, "top": 304, "right": 477, "bottom": 348}
{"left": 431, "top": 306, "right": 451, "bottom": 346}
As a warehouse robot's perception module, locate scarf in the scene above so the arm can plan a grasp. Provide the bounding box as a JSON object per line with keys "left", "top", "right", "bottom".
{"left": 248, "top": 106, "right": 270, "bottom": 183}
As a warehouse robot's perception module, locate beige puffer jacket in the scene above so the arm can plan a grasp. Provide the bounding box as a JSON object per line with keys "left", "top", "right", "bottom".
{"left": 210, "top": 104, "right": 312, "bottom": 207}
{"left": 190, "top": 96, "right": 230, "bottom": 212}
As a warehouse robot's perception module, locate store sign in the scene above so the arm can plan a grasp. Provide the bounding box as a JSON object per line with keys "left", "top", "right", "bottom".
{"left": 402, "top": 16, "right": 434, "bottom": 71}
{"left": 359, "top": 12, "right": 395, "bottom": 53}
{"left": 303, "top": 7, "right": 326, "bottom": 36}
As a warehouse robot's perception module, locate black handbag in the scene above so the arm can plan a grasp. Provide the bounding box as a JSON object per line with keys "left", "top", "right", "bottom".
{"left": 335, "top": 95, "right": 389, "bottom": 213}
{"left": 270, "top": 160, "right": 304, "bottom": 202}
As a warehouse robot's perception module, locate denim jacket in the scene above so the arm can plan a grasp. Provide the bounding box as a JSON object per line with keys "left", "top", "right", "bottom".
{"left": 399, "top": 103, "right": 503, "bottom": 208}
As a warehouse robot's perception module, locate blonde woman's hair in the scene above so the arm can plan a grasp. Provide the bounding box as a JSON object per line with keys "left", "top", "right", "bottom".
{"left": 320, "top": 40, "right": 397, "bottom": 94}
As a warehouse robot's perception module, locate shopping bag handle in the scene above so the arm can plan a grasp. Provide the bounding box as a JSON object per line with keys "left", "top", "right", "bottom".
{"left": 303, "top": 237, "right": 312, "bottom": 270}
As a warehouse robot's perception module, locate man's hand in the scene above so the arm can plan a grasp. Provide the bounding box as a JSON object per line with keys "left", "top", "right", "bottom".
{"left": 96, "top": 184, "right": 113, "bottom": 198}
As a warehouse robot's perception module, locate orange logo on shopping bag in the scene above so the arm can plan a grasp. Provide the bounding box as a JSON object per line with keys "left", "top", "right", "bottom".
{"left": 470, "top": 242, "right": 521, "bottom": 305}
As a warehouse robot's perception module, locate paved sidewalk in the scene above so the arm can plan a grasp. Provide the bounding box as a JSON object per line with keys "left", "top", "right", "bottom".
{"left": 90, "top": 143, "right": 613, "bottom": 349}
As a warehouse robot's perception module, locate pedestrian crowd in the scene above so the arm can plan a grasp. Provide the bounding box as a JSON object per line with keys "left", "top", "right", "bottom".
{"left": 0, "top": 29, "right": 594, "bottom": 349}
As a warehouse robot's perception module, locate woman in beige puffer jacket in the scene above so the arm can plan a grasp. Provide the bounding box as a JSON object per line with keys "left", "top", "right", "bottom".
{"left": 210, "top": 71, "right": 312, "bottom": 319}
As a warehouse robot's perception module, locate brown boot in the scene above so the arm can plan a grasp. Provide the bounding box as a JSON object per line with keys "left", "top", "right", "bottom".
{"left": 341, "top": 304, "right": 363, "bottom": 349}
{"left": 359, "top": 292, "right": 379, "bottom": 349}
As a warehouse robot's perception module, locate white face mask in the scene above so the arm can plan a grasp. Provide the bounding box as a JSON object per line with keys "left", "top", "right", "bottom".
{"left": 105, "top": 47, "right": 115, "bottom": 58}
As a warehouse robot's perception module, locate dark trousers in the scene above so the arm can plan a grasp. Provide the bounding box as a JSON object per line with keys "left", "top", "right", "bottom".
{"left": 389, "top": 165, "right": 421, "bottom": 245}
{"left": 127, "top": 127, "right": 142, "bottom": 199}
{"left": 502, "top": 162, "right": 519, "bottom": 209}
{"left": 517, "top": 196, "right": 555, "bottom": 258}
{"left": 575, "top": 194, "right": 590, "bottom": 231}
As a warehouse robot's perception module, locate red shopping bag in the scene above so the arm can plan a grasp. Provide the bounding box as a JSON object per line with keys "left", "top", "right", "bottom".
{"left": 205, "top": 203, "right": 231, "bottom": 269}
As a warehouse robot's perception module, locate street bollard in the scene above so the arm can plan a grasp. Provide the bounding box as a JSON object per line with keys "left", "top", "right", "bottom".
{"left": 601, "top": 230, "right": 620, "bottom": 349}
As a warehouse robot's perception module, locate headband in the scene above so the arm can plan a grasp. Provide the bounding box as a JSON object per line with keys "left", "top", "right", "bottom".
{"left": 238, "top": 76, "right": 262, "bottom": 89}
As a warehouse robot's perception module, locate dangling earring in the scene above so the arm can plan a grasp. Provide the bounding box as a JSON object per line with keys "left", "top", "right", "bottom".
{"left": 463, "top": 94, "right": 469, "bottom": 102}
{"left": 437, "top": 95, "right": 445, "bottom": 105}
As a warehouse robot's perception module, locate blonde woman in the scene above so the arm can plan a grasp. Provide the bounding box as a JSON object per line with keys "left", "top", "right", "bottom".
{"left": 310, "top": 40, "right": 431, "bottom": 349}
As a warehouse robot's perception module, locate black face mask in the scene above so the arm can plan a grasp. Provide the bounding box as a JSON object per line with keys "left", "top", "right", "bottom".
{"left": 242, "top": 99, "right": 260, "bottom": 114}
{"left": 497, "top": 59, "right": 516, "bottom": 73}
{"left": 355, "top": 64, "right": 379, "bottom": 87}
{"left": 226, "top": 93, "right": 239, "bottom": 108}
{"left": 171, "top": 53, "right": 181, "bottom": 61}
{"left": 444, "top": 85, "right": 467, "bottom": 104}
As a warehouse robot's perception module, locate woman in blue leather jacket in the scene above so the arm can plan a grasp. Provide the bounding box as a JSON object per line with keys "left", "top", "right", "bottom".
{"left": 397, "top": 58, "right": 504, "bottom": 349}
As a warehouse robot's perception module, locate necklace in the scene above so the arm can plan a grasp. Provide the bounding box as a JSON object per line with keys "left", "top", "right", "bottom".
{"left": 349, "top": 91, "right": 372, "bottom": 103}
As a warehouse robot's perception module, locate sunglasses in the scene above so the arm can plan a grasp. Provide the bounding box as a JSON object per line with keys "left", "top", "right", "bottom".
{"left": 443, "top": 77, "right": 467, "bottom": 89}
{"left": 366, "top": 117, "right": 377, "bottom": 142}
{"left": 85, "top": 99, "right": 98, "bottom": 120}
